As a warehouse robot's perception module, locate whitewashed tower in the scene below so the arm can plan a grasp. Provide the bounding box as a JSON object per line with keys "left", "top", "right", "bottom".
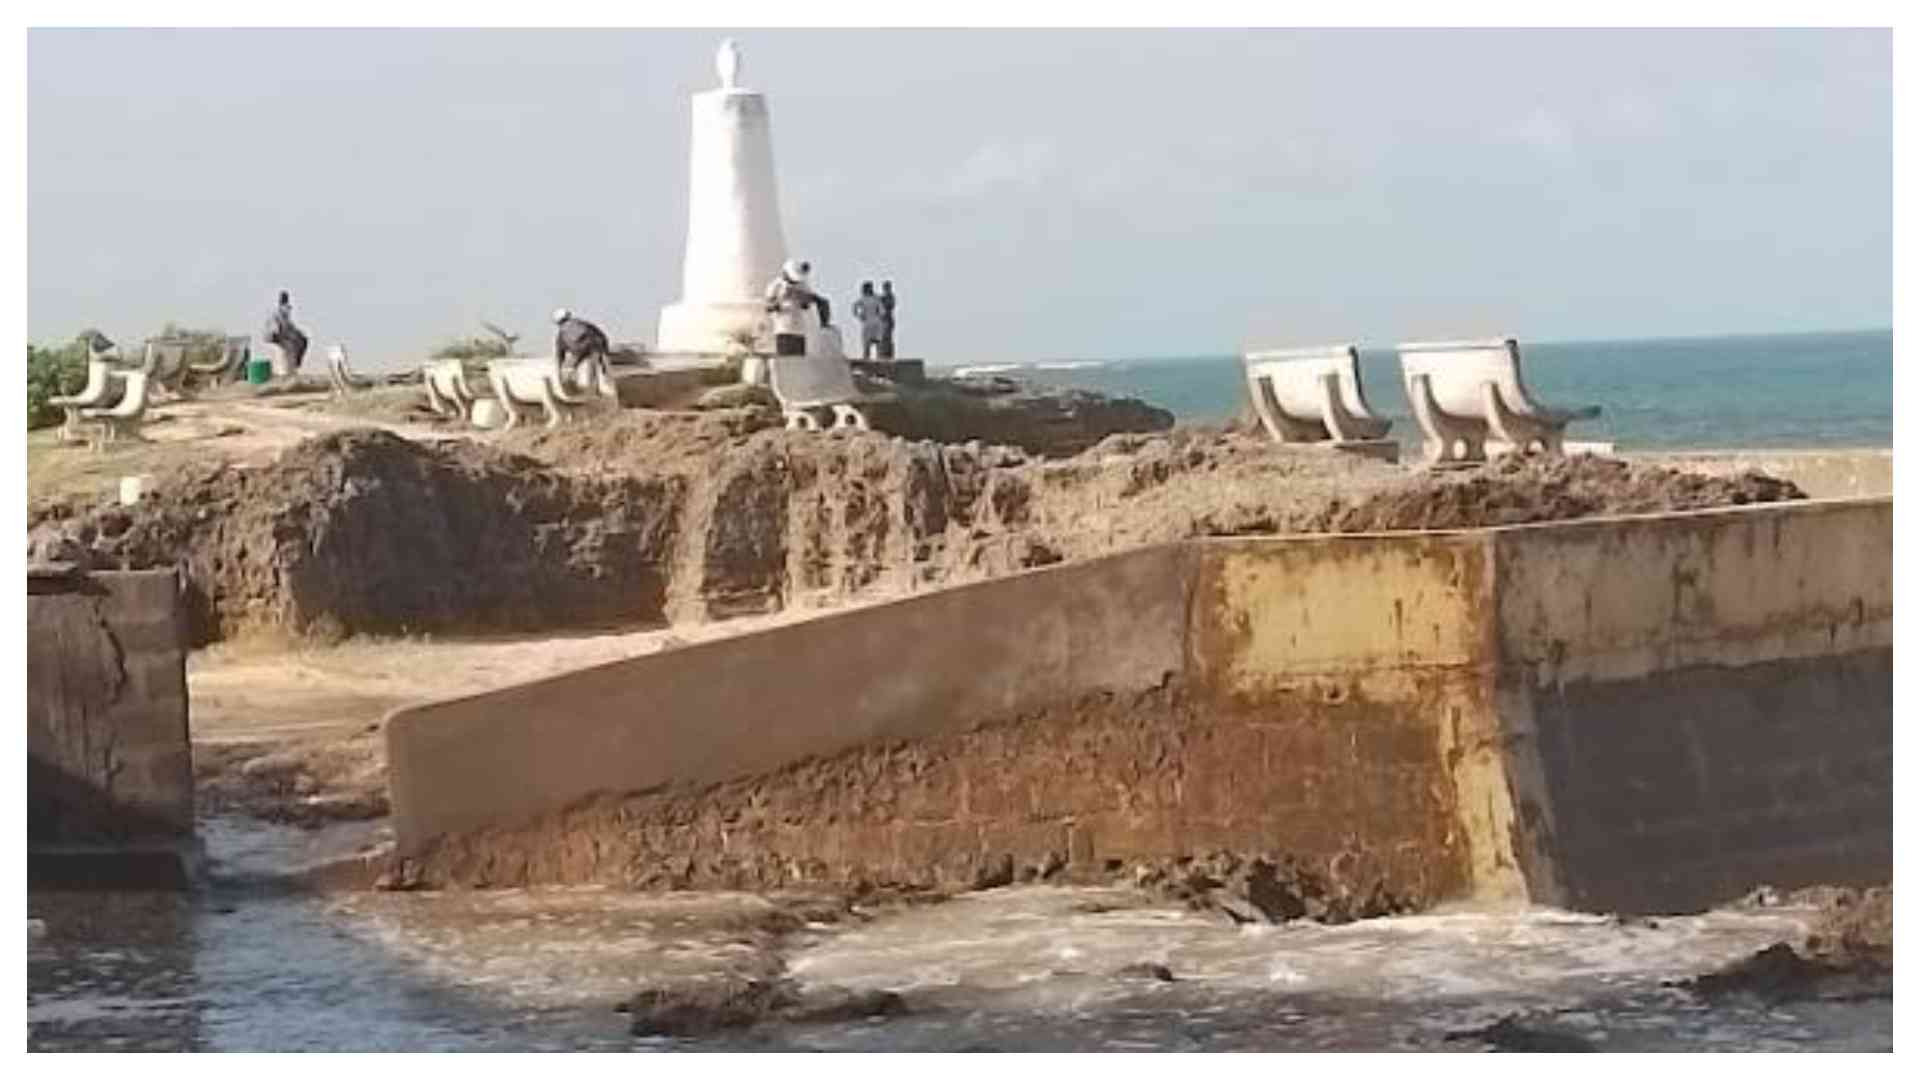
{"left": 655, "top": 40, "right": 791, "bottom": 354}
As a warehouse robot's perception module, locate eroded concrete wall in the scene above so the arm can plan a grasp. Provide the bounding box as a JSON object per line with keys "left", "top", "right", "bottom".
{"left": 387, "top": 499, "right": 1891, "bottom": 913}
{"left": 389, "top": 544, "right": 1194, "bottom": 853}
{"left": 390, "top": 534, "right": 1497, "bottom": 909}
{"left": 1489, "top": 498, "right": 1892, "bottom": 912}
{"left": 27, "top": 568, "right": 193, "bottom": 883}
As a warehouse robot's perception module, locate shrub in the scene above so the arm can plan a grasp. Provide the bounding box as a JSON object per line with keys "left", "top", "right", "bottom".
{"left": 157, "top": 322, "right": 233, "bottom": 373}
{"left": 26, "top": 338, "right": 88, "bottom": 430}
{"left": 432, "top": 322, "right": 518, "bottom": 360}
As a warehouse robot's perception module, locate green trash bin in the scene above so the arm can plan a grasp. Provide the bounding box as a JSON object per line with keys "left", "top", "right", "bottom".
{"left": 247, "top": 357, "right": 273, "bottom": 385}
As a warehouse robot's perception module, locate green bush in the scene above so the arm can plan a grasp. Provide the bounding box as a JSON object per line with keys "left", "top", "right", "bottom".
{"left": 432, "top": 322, "right": 519, "bottom": 361}
{"left": 157, "top": 322, "right": 232, "bottom": 373}
{"left": 430, "top": 336, "right": 513, "bottom": 361}
{"left": 26, "top": 339, "right": 88, "bottom": 430}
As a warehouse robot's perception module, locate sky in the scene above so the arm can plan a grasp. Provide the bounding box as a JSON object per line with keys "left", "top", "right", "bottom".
{"left": 27, "top": 28, "right": 1892, "bottom": 368}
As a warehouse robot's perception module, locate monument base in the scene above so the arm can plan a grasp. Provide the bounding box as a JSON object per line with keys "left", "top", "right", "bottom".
{"left": 656, "top": 301, "right": 847, "bottom": 361}
{"left": 656, "top": 300, "right": 767, "bottom": 356}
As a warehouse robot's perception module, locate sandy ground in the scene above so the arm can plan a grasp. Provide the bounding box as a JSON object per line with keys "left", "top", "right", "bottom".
{"left": 27, "top": 386, "right": 455, "bottom": 505}
{"left": 189, "top": 605, "right": 845, "bottom": 746}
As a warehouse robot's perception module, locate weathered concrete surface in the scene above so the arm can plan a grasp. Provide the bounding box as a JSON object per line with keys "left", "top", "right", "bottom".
{"left": 28, "top": 568, "right": 193, "bottom": 886}
{"left": 1489, "top": 497, "right": 1892, "bottom": 912}
{"left": 1632, "top": 449, "right": 1891, "bottom": 499}
{"left": 387, "top": 499, "right": 1890, "bottom": 914}
{"left": 389, "top": 544, "right": 1193, "bottom": 853}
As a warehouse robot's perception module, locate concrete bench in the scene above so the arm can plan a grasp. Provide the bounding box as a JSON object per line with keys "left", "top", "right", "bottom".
{"left": 487, "top": 357, "right": 599, "bottom": 431}
{"left": 326, "top": 344, "right": 374, "bottom": 397}
{"left": 81, "top": 369, "right": 152, "bottom": 450}
{"left": 1242, "top": 344, "right": 1392, "bottom": 446}
{"left": 768, "top": 354, "right": 869, "bottom": 432}
{"left": 48, "top": 357, "right": 125, "bottom": 444}
{"left": 422, "top": 358, "right": 480, "bottom": 420}
{"left": 1398, "top": 337, "right": 1601, "bottom": 465}
{"left": 139, "top": 339, "right": 192, "bottom": 400}
{"left": 205, "top": 336, "right": 251, "bottom": 384}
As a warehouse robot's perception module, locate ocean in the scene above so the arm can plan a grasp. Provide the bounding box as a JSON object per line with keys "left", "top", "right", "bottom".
{"left": 945, "top": 330, "right": 1893, "bottom": 451}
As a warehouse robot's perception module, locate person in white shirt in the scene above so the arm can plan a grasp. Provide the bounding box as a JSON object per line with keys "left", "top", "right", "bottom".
{"left": 763, "top": 259, "right": 829, "bottom": 356}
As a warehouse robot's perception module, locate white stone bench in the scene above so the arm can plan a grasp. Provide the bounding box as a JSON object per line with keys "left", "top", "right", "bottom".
{"left": 1242, "top": 344, "right": 1392, "bottom": 445}
{"left": 767, "top": 354, "right": 869, "bottom": 431}
{"left": 487, "top": 357, "right": 598, "bottom": 431}
{"left": 139, "top": 339, "right": 192, "bottom": 400}
{"left": 422, "top": 359, "right": 480, "bottom": 419}
{"left": 1398, "top": 337, "right": 1601, "bottom": 465}
{"left": 49, "top": 357, "right": 124, "bottom": 444}
{"left": 193, "top": 336, "right": 251, "bottom": 384}
{"left": 326, "top": 344, "right": 373, "bottom": 397}
{"left": 81, "top": 370, "right": 152, "bottom": 450}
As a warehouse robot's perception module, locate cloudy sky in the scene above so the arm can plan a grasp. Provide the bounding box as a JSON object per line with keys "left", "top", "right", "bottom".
{"left": 28, "top": 28, "right": 1891, "bottom": 367}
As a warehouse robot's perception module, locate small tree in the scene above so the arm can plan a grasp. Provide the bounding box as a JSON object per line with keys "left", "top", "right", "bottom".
{"left": 26, "top": 336, "right": 90, "bottom": 430}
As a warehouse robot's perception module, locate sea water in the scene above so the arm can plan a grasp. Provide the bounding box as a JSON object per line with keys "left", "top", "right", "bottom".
{"left": 955, "top": 330, "right": 1892, "bottom": 451}
{"left": 28, "top": 823, "right": 1892, "bottom": 1051}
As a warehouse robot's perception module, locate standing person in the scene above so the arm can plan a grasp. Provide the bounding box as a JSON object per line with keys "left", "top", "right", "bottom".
{"left": 851, "top": 281, "right": 888, "bottom": 360}
{"left": 879, "top": 280, "right": 898, "bottom": 359}
{"left": 763, "top": 259, "right": 827, "bottom": 357}
{"left": 265, "top": 290, "right": 309, "bottom": 376}
{"left": 552, "top": 308, "right": 612, "bottom": 390}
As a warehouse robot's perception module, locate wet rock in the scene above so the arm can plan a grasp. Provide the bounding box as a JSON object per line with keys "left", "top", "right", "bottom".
{"left": 1113, "top": 962, "right": 1177, "bottom": 983}
{"left": 623, "top": 976, "right": 908, "bottom": 1036}
{"left": 1444, "top": 1014, "right": 1597, "bottom": 1052}
{"left": 780, "top": 986, "right": 909, "bottom": 1024}
{"left": 626, "top": 975, "right": 790, "bottom": 1036}
{"left": 1130, "top": 852, "right": 1405, "bottom": 926}
{"left": 1675, "top": 942, "right": 1888, "bottom": 1004}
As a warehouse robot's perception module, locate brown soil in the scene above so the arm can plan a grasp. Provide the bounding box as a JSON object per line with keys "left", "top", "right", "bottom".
{"left": 31, "top": 429, "right": 684, "bottom": 644}
{"left": 28, "top": 413, "right": 1807, "bottom": 648}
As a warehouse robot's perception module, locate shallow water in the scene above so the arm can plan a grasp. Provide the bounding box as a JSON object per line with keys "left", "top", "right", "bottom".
{"left": 27, "top": 819, "right": 1892, "bottom": 1052}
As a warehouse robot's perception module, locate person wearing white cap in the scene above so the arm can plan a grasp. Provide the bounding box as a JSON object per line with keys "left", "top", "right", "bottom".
{"left": 763, "top": 259, "right": 829, "bottom": 357}
{"left": 552, "top": 307, "right": 611, "bottom": 390}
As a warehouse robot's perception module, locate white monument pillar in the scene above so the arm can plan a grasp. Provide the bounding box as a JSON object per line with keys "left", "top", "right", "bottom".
{"left": 655, "top": 40, "right": 791, "bottom": 355}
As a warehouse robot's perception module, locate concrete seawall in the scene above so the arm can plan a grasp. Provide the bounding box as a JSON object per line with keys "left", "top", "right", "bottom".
{"left": 28, "top": 568, "right": 195, "bottom": 888}
{"left": 1633, "top": 448, "right": 1891, "bottom": 499}
{"left": 387, "top": 497, "right": 1890, "bottom": 913}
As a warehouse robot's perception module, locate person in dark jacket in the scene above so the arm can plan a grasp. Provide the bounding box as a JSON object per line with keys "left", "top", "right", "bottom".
{"left": 878, "top": 280, "right": 898, "bottom": 359}
{"left": 552, "top": 308, "right": 612, "bottom": 389}
{"left": 265, "top": 290, "right": 308, "bottom": 375}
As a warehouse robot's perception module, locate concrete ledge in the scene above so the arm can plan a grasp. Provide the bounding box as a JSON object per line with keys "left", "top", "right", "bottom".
{"left": 1629, "top": 448, "right": 1892, "bottom": 499}
{"left": 28, "top": 568, "right": 195, "bottom": 888}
